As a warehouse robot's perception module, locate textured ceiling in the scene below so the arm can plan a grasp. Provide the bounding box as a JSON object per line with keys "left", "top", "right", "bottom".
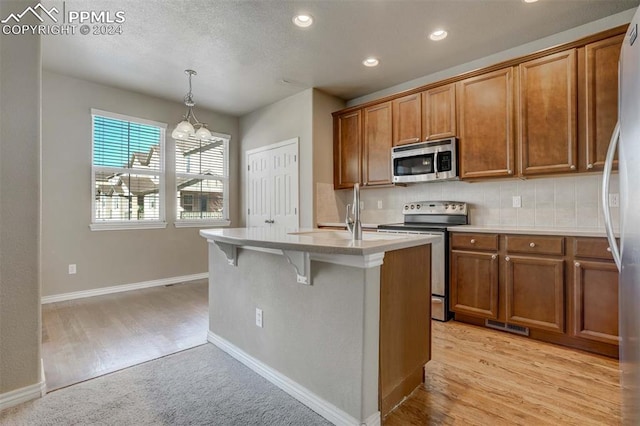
{"left": 41, "top": 0, "right": 639, "bottom": 116}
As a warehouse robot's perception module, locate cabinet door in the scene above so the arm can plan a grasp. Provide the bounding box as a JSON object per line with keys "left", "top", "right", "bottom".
{"left": 422, "top": 84, "right": 456, "bottom": 140}
{"left": 519, "top": 49, "right": 578, "bottom": 175}
{"left": 581, "top": 35, "right": 623, "bottom": 172}
{"left": 363, "top": 102, "right": 392, "bottom": 186}
{"left": 505, "top": 255, "right": 565, "bottom": 333}
{"left": 392, "top": 93, "right": 422, "bottom": 146}
{"left": 334, "top": 110, "right": 361, "bottom": 189}
{"left": 573, "top": 260, "right": 619, "bottom": 345}
{"left": 458, "top": 67, "right": 516, "bottom": 179}
{"left": 450, "top": 250, "right": 499, "bottom": 319}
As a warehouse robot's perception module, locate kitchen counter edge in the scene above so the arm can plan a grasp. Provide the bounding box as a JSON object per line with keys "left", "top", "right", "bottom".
{"left": 448, "top": 225, "right": 620, "bottom": 238}
{"left": 200, "top": 227, "right": 438, "bottom": 256}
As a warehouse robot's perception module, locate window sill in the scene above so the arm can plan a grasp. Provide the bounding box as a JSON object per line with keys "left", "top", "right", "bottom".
{"left": 174, "top": 220, "right": 231, "bottom": 229}
{"left": 90, "top": 221, "right": 168, "bottom": 231}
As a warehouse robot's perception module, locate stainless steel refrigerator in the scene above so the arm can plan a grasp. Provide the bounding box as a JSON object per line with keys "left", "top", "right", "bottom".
{"left": 603, "top": 7, "right": 640, "bottom": 424}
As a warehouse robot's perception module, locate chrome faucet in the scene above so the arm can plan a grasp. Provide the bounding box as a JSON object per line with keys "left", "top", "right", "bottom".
{"left": 345, "top": 183, "right": 363, "bottom": 241}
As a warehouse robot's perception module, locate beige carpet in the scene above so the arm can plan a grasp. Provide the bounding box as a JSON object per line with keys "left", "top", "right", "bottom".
{"left": 1, "top": 343, "right": 331, "bottom": 425}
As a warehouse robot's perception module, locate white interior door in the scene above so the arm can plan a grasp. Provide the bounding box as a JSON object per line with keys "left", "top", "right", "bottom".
{"left": 247, "top": 138, "right": 299, "bottom": 228}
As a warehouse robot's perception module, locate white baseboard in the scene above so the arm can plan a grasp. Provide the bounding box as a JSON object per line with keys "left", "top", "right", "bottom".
{"left": 0, "top": 377, "right": 46, "bottom": 411}
{"left": 41, "top": 273, "right": 208, "bottom": 304}
{"left": 207, "top": 331, "right": 381, "bottom": 426}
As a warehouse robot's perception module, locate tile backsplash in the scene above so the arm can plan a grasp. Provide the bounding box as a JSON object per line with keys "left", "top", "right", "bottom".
{"left": 317, "top": 174, "right": 619, "bottom": 230}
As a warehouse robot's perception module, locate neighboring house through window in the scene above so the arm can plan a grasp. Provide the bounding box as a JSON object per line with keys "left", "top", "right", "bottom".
{"left": 175, "top": 132, "right": 230, "bottom": 227}
{"left": 91, "top": 109, "right": 167, "bottom": 230}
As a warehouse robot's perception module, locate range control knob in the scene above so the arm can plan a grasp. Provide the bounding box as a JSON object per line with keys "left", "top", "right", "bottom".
{"left": 404, "top": 205, "right": 409, "bottom": 210}
{"left": 416, "top": 204, "right": 421, "bottom": 209}
{"left": 451, "top": 205, "right": 457, "bottom": 210}
{"left": 410, "top": 204, "right": 415, "bottom": 210}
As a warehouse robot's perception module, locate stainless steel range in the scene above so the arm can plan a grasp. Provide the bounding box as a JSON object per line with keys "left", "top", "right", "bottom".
{"left": 377, "top": 201, "right": 468, "bottom": 321}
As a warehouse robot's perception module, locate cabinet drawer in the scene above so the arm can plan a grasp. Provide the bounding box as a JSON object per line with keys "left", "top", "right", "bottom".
{"left": 505, "top": 235, "right": 564, "bottom": 255}
{"left": 574, "top": 237, "right": 615, "bottom": 261}
{"left": 451, "top": 233, "right": 498, "bottom": 251}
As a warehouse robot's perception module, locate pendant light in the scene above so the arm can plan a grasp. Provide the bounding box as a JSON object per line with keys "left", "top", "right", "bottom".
{"left": 171, "top": 69, "right": 213, "bottom": 141}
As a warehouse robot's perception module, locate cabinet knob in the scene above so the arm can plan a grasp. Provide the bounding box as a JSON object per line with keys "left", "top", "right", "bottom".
{"left": 587, "top": 163, "right": 594, "bottom": 169}
{"left": 529, "top": 242, "right": 536, "bottom": 248}
{"left": 607, "top": 247, "right": 612, "bottom": 252}
{"left": 470, "top": 239, "right": 476, "bottom": 244}
{"left": 570, "top": 165, "right": 576, "bottom": 170}
{"left": 491, "top": 254, "right": 497, "bottom": 260}
{"left": 507, "top": 169, "right": 513, "bottom": 175}
{"left": 505, "top": 256, "right": 511, "bottom": 262}
{"left": 575, "top": 262, "right": 581, "bottom": 268}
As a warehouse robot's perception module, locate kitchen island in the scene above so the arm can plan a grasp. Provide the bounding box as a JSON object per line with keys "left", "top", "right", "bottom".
{"left": 200, "top": 228, "right": 438, "bottom": 425}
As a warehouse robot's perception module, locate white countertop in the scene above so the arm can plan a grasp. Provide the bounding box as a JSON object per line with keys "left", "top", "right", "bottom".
{"left": 447, "top": 225, "right": 619, "bottom": 238}
{"left": 200, "top": 227, "right": 438, "bottom": 255}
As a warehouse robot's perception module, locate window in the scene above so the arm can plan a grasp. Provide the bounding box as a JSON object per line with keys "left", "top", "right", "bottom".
{"left": 175, "top": 132, "right": 230, "bottom": 227}
{"left": 91, "top": 109, "right": 167, "bottom": 230}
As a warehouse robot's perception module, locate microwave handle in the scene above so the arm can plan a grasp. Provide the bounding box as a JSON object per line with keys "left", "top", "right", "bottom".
{"left": 434, "top": 150, "right": 439, "bottom": 173}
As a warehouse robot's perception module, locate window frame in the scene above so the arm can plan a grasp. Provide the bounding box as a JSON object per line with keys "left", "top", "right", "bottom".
{"left": 90, "top": 108, "right": 168, "bottom": 231}
{"left": 174, "top": 132, "right": 231, "bottom": 228}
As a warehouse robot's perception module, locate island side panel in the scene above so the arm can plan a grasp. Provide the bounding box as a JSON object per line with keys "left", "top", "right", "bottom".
{"left": 379, "top": 244, "right": 432, "bottom": 416}
{"left": 207, "top": 245, "right": 380, "bottom": 421}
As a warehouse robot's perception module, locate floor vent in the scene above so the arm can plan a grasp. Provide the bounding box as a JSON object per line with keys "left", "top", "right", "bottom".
{"left": 485, "top": 319, "right": 530, "bottom": 336}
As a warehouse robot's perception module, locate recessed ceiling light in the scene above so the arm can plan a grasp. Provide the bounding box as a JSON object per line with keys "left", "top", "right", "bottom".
{"left": 363, "top": 57, "right": 379, "bottom": 67}
{"left": 429, "top": 29, "right": 448, "bottom": 41}
{"left": 293, "top": 14, "right": 313, "bottom": 28}
{"left": 523, "top": 0, "right": 539, "bottom": 3}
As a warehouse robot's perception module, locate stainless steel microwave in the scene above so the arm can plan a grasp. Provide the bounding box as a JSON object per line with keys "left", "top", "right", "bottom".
{"left": 391, "top": 137, "right": 459, "bottom": 183}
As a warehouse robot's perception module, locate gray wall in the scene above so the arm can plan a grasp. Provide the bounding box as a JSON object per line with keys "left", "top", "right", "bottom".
{"left": 312, "top": 89, "right": 345, "bottom": 226}
{"left": 209, "top": 247, "right": 380, "bottom": 421}
{"left": 0, "top": 0, "right": 42, "bottom": 395}
{"left": 41, "top": 71, "right": 239, "bottom": 297}
{"left": 239, "top": 88, "right": 344, "bottom": 228}
{"left": 239, "top": 89, "right": 313, "bottom": 227}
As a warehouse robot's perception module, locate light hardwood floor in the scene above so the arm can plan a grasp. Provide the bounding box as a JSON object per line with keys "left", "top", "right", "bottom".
{"left": 42, "top": 280, "right": 208, "bottom": 391}
{"left": 42, "top": 282, "right": 621, "bottom": 424}
{"left": 386, "top": 320, "right": 621, "bottom": 425}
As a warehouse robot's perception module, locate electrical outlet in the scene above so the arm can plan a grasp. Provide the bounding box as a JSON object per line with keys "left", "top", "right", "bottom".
{"left": 68, "top": 264, "right": 77, "bottom": 274}
{"left": 512, "top": 196, "right": 522, "bottom": 208}
{"left": 609, "top": 193, "right": 619, "bottom": 208}
{"left": 255, "top": 308, "right": 263, "bottom": 328}
{"left": 377, "top": 200, "right": 383, "bottom": 209}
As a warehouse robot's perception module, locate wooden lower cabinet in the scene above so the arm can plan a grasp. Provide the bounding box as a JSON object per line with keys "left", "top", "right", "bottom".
{"left": 505, "top": 255, "right": 565, "bottom": 333}
{"left": 450, "top": 250, "right": 499, "bottom": 319}
{"left": 450, "top": 233, "right": 619, "bottom": 357}
{"left": 572, "top": 259, "right": 619, "bottom": 345}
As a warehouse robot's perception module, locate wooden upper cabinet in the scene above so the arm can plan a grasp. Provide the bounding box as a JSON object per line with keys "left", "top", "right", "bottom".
{"left": 422, "top": 84, "right": 457, "bottom": 140}
{"left": 392, "top": 93, "right": 422, "bottom": 146}
{"left": 519, "top": 49, "right": 578, "bottom": 176}
{"left": 333, "top": 111, "right": 361, "bottom": 189}
{"left": 580, "top": 35, "right": 623, "bottom": 172}
{"left": 458, "top": 67, "right": 516, "bottom": 179}
{"left": 363, "top": 102, "right": 393, "bottom": 186}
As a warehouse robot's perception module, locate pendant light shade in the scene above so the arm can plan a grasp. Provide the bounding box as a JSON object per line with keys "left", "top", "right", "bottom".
{"left": 171, "top": 70, "right": 212, "bottom": 141}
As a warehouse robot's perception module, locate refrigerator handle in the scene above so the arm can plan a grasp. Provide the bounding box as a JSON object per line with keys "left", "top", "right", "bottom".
{"left": 602, "top": 121, "right": 621, "bottom": 271}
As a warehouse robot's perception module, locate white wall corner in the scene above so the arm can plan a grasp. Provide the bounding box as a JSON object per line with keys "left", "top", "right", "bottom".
{"left": 0, "top": 378, "right": 46, "bottom": 412}
{"left": 41, "top": 273, "right": 208, "bottom": 304}
{"left": 207, "top": 331, "right": 368, "bottom": 426}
